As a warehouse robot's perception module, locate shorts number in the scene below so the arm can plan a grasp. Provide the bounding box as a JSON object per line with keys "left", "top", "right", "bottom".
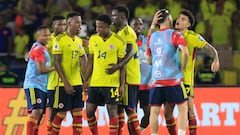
{"left": 110, "top": 88, "right": 119, "bottom": 98}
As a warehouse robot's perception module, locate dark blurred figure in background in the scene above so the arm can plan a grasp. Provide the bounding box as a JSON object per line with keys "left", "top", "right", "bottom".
{"left": 195, "top": 55, "right": 221, "bottom": 85}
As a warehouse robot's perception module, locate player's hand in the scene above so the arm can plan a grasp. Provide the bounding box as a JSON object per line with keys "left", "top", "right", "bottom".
{"left": 64, "top": 83, "right": 75, "bottom": 95}
{"left": 24, "top": 52, "right": 29, "bottom": 62}
{"left": 211, "top": 59, "right": 220, "bottom": 72}
{"left": 105, "top": 63, "right": 120, "bottom": 74}
{"left": 119, "top": 84, "right": 124, "bottom": 98}
{"left": 83, "top": 81, "right": 88, "bottom": 95}
{"left": 151, "top": 10, "right": 163, "bottom": 28}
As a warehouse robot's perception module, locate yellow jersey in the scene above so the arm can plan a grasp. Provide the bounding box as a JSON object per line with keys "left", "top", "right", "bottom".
{"left": 89, "top": 33, "right": 126, "bottom": 87}
{"left": 46, "top": 33, "right": 58, "bottom": 90}
{"left": 117, "top": 25, "right": 140, "bottom": 85}
{"left": 183, "top": 30, "right": 207, "bottom": 85}
{"left": 52, "top": 32, "right": 85, "bottom": 86}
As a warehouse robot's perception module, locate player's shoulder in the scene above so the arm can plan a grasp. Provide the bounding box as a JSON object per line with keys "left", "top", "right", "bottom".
{"left": 185, "top": 30, "right": 200, "bottom": 37}
{"left": 112, "top": 32, "right": 125, "bottom": 43}
{"left": 55, "top": 32, "right": 67, "bottom": 41}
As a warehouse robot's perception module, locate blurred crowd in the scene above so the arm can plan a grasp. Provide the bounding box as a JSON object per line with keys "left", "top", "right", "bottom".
{"left": 0, "top": 0, "right": 240, "bottom": 87}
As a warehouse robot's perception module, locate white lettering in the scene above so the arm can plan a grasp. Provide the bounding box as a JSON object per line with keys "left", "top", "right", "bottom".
{"left": 201, "top": 103, "right": 221, "bottom": 126}
{"left": 220, "top": 103, "right": 239, "bottom": 126}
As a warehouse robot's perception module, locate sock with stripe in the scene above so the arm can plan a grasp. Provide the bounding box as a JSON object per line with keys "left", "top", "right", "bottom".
{"left": 118, "top": 112, "right": 125, "bottom": 135}
{"left": 72, "top": 110, "right": 83, "bottom": 135}
{"left": 51, "top": 112, "right": 66, "bottom": 135}
{"left": 47, "top": 120, "right": 52, "bottom": 135}
{"left": 27, "top": 116, "right": 38, "bottom": 135}
{"left": 87, "top": 116, "right": 98, "bottom": 135}
{"left": 109, "top": 117, "right": 119, "bottom": 135}
{"left": 127, "top": 113, "right": 141, "bottom": 135}
{"left": 189, "top": 116, "right": 197, "bottom": 135}
{"left": 166, "top": 117, "right": 177, "bottom": 135}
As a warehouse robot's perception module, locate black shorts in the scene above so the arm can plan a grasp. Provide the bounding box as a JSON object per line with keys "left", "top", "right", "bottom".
{"left": 119, "top": 84, "right": 139, "bottom": 110}
{"left": 87, "top": 87, "right": 119, "bottom": 105}
{"left": 137, "top": 90, "right": 150, "bottom": 108}
{"left": 53, "top": 85, "right": 84, "bottom": 111}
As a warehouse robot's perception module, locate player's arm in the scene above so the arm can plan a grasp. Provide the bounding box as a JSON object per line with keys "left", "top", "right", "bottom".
{"left": 119, "top": 57, "right": 126, "bottom": 98}
{"left": 54, "top": 54, "right": 75, "bottom": 95}
{"left": 36, "top": 61, "right": 55, "bottom": 73}
{"left": 79, "top": 53, "right": 88, "bottom": 81}
{"left": 85, "top": 53, "right": 93, "bottom": 84}
{"left": 106, "top": 43, "right": 134, "bottom": 74}
{"left": 203, "top": 43, "right": 220, "bottom": 72}
{"left": 179, "top": 45, "right": 189, "bottom": 70}
{"left": 147, "top": 10, "right": 161, "bottom": 38}
{"left": 80, "top": 53, "right": 88, "bottom": 94}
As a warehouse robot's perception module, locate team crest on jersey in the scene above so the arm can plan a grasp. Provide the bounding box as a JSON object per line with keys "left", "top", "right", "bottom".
{"left": 198, "top": 36, "right": 204, "bottom": 42}
{"left": 37, "top": 98, "right": 42, "bottom": 104}
{"left": 108, "top": 44, "right": 114, "bottom": 50}
{"left": 53, "top": 43, "right": 60, "bottom": 50}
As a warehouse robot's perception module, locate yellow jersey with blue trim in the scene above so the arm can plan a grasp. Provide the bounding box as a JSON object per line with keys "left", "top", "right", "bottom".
{"left": 182, "top": 30, "right": 207, "bottom": 85}
{"left": 89, "top": 33, "right": 126, "bottom": 87}
{"left": 52, "top": 32, "right": 85, "bottom": 86}
{"left": 117, "top": 25, "right": 140, "bottom": 85}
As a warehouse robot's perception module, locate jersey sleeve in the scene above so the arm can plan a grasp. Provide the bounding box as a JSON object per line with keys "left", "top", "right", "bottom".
{"left": 172, "top": 31, "right": 186, "bottom": 48}
{"left": 77, "top": 38, "right": 85, "bottom": 56}
{"left": 118, "top": 40, "right": 126, "bottom": 59}
{"left": 88, "top": 36, "right": 95, "bottom": 55}
{"left": 52, "top": 38, "right": 63, "bottom": 55}
{"left": 191, "top": 33, "right": 207, "bottom": 48}
{"left": 30, "top": 46, "right": 45, "bottom": 62}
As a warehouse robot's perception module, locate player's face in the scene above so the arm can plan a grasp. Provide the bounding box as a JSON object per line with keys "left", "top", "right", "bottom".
{"left": 175, "top": 14, "right": 191, "bottom": 30}
{"left": 53, "top": 19, "right": 66, "bottom": 35}
{"left": 111, "top": 10, "right": 122, "bottom": 27}
{"left": 68, "top": 16, "right": 82, "bottom": 34}
{"left": 131, "top": 18, "right": 143, "bottom": 35}
{"left": 37, "top": 28, "right": 51, "bottom": 45}
{"left": 96, "top": 20, "right": 110, "bottom": 38}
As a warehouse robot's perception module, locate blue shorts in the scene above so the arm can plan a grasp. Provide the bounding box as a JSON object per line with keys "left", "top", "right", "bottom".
{"left": 149, "top": 85, "right": 188, "bottom": 105}
{"left": 24, "top": 88, "right": 47, "bottom": 113}
{"left": 53, "top": 85, "right": 84, "bottom": 111}
{"left": 137, "top": 90, "right": 150, "bottom": 108}
{"left": 46, "top": 90, "right": 55, "bottom": 107}
{"left": 87, "top": 87, "right": 119, "bottom": 105}
{"left": 120, "top": 84, "right": 138, "bottom": 110}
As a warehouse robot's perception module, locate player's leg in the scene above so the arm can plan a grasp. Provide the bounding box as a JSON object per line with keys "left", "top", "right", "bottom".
{"left": 51, "top": 86, "right": 72, "bottom": 135}
{"left": 149, "top": 87, "right": 163, "bottom": 135}
{"left": 86, "top": 87, "right": 101, "bottom": 135}
{"left": 188, "top": 96, "right": 197, "bottom": 135}
{"left": 71, "top": 85, "right": 84, "bottom": 135}
{"left": 107, "top": 104, "right": 118, "bottom": 135}
{"left": 149, "top": 106, "right": 161, "bottom": 135}
{"left": 24, "top": 88, "right": 46, "bottom": 135}
{"left": 46, "top": 90, "right": 57, "bottom": 134}
{"left": 166, "top": 85, "right": 188, "bottom": 135}
{"left": 124, "top": 85, "right": 141, "bottom": 135}
{"left": 138, "top": 90, "right": 150, "bottom": 131}
{"left": 186, "top": 85, "right": 197, "bottom": 135}
{"left": 164, "top": 103, "right": 176, "bottom": 135}
{"left": 104, "top": 87, "right": 120, "bottom": 135}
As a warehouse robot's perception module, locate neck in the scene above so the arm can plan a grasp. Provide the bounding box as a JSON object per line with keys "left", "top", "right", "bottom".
{"left": 119, "top": 20, "right": 128, "bottom": 30}
{"left": 176, "top": 28, "right": 187, "bottom": 34}
{"left": 102, "top": 31, "right": 112, "bottom": 41}
{"left": 67, "top": 29, "right": 75, "bottom": 39}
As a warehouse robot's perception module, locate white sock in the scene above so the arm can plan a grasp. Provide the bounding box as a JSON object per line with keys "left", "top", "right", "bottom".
{"left": 178, "top": 129, "right": 186, "bottom": 135}
{"left": 151, "top": 134, "right": 158, "bottom": 135}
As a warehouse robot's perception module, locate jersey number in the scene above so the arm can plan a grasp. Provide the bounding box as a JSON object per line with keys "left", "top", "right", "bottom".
{"left": 97, "top": 51, "right": 107, "bottom": 59}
